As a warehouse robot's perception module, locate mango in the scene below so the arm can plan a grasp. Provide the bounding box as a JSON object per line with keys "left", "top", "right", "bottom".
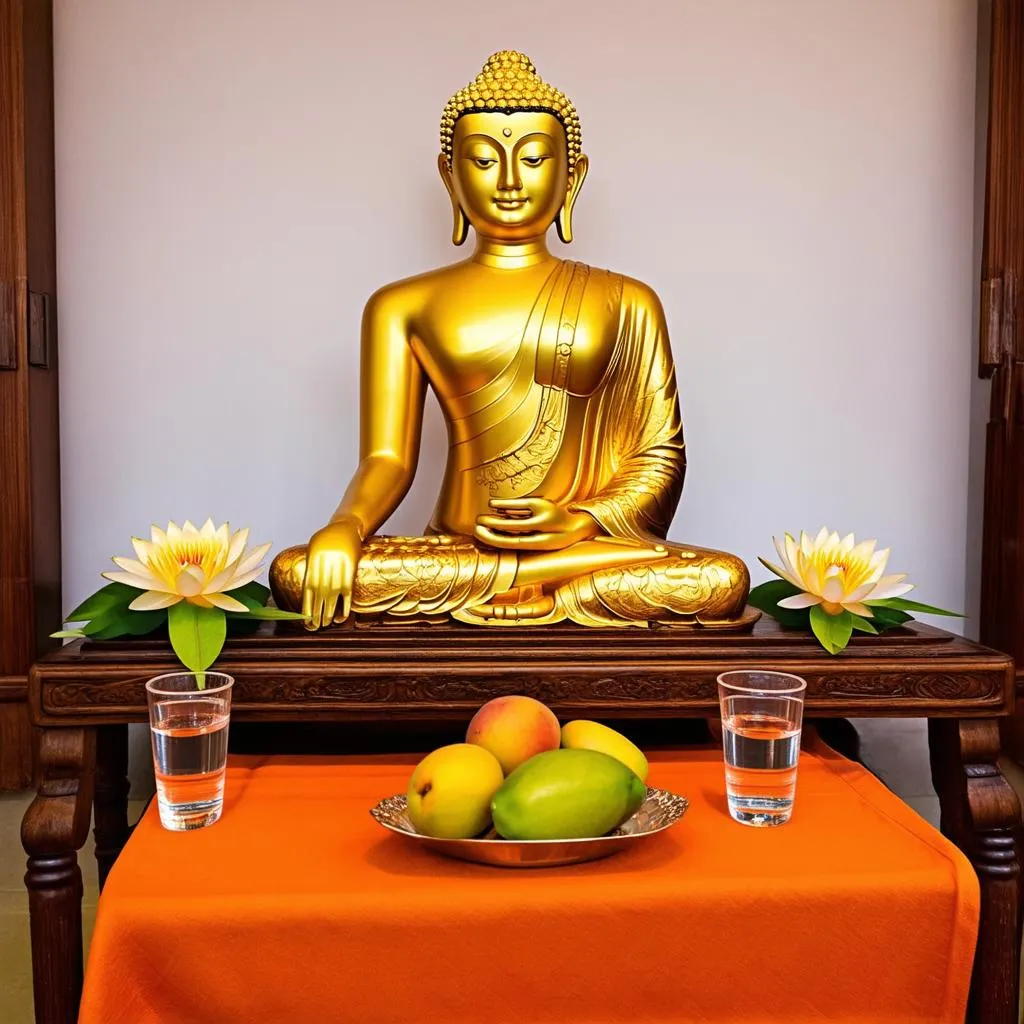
{"left": 560, "top": 720, "right": 649, "bottom": 782}
{"left": 406, "top": 743, "right": 504, "bottom": 839}
{"left": 491, "top": 748, "right": 647, "bottom": 840}
{"left": 466, "top": 695, "right": 560, "bottom": 775}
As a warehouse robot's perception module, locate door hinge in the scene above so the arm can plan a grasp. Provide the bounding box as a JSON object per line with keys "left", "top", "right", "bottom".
{"left": 28, "top": 291, "right": 53, "bottom": 368}
{"left": 980, "top": 269, "right": 1017, "bottom": 378}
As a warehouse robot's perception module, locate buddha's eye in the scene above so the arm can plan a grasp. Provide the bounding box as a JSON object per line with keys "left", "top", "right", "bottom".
{"left": 471, "top": 157, "right": 497, "bottom": 169}
{"left": 521, "top": 155, "right": 549, "bottom": 168}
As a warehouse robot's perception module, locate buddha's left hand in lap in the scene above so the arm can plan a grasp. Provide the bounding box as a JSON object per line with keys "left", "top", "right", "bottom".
{"left": 474, "top": 498, "right": 600, "bottom": 551}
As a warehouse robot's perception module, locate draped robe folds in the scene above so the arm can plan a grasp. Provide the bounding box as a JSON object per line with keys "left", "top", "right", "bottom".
{"left": 270, "top": 261, "right": 750, "bottom": 627}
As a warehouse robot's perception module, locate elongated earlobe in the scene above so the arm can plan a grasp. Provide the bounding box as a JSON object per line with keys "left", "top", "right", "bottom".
{"left": 452, "top": 205, "right": 470, "bottom": 246}
{"left": 555, "top": 205, "right": 573, "bottom": 244}
{"left": 556, "top": 153, "right": 589, "bottom": 244}
{"left": 438, "top": 152, "right": 470, "bottom": 246}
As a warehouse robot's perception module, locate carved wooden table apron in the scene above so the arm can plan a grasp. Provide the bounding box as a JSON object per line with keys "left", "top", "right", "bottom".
{"left": 21, "top": 618, "right": 1021, "bottom": 1024}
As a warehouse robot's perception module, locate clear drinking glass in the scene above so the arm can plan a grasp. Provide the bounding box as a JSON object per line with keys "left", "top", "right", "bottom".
{"left": 717, "top": 670, "right": 807, "bottom": 827}
{"left": 145, "top": 672, "right": 233, "bottom": 831}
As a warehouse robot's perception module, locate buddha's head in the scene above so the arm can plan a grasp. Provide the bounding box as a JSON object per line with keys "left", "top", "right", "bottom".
{"left": 439, "top": 51, "right": 589, "bottom": 245}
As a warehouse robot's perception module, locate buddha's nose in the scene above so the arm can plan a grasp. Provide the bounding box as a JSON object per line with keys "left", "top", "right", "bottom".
{"left": 498, "top": 158, "right": 521, "bottom": 192}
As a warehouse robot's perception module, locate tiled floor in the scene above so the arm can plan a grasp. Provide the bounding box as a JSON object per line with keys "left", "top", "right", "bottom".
{"left": 854, "top": 718, "right": 941, "bottom": 827}
{"left": 0, "top": 721, "right": 983, "bottom": 1023}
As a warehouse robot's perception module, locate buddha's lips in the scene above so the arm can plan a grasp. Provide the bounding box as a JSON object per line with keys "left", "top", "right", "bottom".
{"left": 494, "top": 197, "right": 528, "bottom": 209}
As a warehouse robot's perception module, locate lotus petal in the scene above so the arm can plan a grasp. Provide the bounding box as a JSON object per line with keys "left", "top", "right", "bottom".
{"left": 110, "top": 557, "right": 166, "bottom": 589}
{"left": 778, "top": 593, "right": 822, "bottom": 609}
{"left": 216, "top": 523, "right": 233, "bottom": 558}
{"left": 759, "top": 556, "right": 801, "bottom": 588}
{"left": 845, "top": 581, "right": 877, "bottom": 604}
{"left": 219, "top": 565, "right": 266, "bottom": 592}
{"left": 843, "top": 601, "right": 873, "bottom": 618}
{"left": 850, "top": 539, "right": 878, "bottom": 566}
{"left": 784, "top": 533, "right": 800, "bottom": 573}
{"left": 773, "top": 535, "right": 791, "bottom": 571}
{"left": 226, "top": 527, "right": 250, "bottom": 567}
{"left": 102, "top": 570, "right": 158, "bottom": 591}
{"left": 205, "top": 591, "right": 249, "bottom": 612}
{"left": 131, "top": 537, "right": 154, "bottom": 564}
{"left": 230, "top": 542, "right": 271, "bottom": 579}
{"left": 128, "top": 590, "right": 181, "bottom": 611}
{"left": 174, "top": 565, "right": 205, "bottom": 597}
{"left": 867, "top": 577, "right": 915, "bottom": 602}
{"left": 802, "top": 559, "right": 823, "bottom": 596}
{"left": 869, "top": 547, "right": 890, "bottom": 573}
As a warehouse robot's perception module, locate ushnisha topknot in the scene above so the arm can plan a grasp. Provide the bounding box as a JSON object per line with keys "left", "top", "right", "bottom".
{"left": 440, "top": 50, "right": 582, "bottom": 170}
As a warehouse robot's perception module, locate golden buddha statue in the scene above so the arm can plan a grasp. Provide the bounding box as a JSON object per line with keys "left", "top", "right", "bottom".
{"left": 271, "top": 51, "right": 754, "bottom": 630}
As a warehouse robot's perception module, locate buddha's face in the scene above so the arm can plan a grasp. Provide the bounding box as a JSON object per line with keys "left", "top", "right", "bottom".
{"left": 446, "top": 112, "right": 574, "bottom": 240}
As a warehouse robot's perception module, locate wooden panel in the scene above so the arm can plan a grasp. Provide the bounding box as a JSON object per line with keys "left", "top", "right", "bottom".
{"left": 22, "top": 0, "right": 60, "bottom": 662}
{"left": 978, "top": 0, "right": 1024, "bottom": 758}
{"left": 0, "top": 0, "right": 59, "bottom": 789}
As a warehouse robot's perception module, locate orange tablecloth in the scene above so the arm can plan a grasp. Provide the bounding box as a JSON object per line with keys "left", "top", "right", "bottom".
{"left": 80, "top": 742, "right": 979, "bottom": 1024}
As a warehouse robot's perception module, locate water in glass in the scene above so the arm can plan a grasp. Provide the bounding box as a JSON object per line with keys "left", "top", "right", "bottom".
{"left": 718, "top": 671, "right": 806, "bottom": 827}
{"left": 146, "top": 672, "right": 233, "bottom": 832}
{"left": 722, "top": 703, "right": 801, "bottom": 825}
{"left": 151, "top": 698, "right": 230, "bottom": 829}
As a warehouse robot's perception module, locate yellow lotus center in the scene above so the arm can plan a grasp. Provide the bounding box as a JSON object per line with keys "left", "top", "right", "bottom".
{"left": 175, "top": 542, "right": 211, "bottom": 568}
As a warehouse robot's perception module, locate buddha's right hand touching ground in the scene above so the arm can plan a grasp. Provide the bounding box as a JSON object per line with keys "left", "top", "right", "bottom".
{"left": 302, "top": 517, "right": 363, "bottom": 629}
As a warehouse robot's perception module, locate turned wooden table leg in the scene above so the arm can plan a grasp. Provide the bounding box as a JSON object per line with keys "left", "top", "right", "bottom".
{"left": 93, "top": 724, "right": 130, "bottom": 889}
{"left": 20, "top": 728, "right": 96, "bottom": 1024}
{"left": 929, "top": 718, "right": 1022, "bottom": 1024}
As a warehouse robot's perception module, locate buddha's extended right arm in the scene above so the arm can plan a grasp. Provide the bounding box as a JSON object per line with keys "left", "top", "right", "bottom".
{"left": 302, "top": 292, "right": 425, "bottom": 627}
{"left": 330, "top": 292, "right": 426, "bottom": 538}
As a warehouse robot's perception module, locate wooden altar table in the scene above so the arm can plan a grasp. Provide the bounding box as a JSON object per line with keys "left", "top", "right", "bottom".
{"left": 19, "top": 618, "right": 1021, "bottom": 1024}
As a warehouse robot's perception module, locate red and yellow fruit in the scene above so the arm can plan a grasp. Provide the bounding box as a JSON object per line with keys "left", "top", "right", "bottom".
{"left": 466, "top": 695, "right": 560, "bottom": 775}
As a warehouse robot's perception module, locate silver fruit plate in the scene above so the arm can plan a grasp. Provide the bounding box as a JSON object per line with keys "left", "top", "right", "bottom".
{"left": 369, "top": 787, "right": 689, "bottom": 868}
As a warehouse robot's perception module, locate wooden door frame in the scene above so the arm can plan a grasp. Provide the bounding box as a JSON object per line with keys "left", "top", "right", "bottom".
{"left": 978, "top": 0, "right": 1024, "bottom": 757}
{"left": 0, "top": 0, "right": 60, "bottom": 790}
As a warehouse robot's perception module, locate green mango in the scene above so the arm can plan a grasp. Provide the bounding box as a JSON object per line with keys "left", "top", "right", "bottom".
{"left": 491, "top": 748, "right": 647, "bottom": 840}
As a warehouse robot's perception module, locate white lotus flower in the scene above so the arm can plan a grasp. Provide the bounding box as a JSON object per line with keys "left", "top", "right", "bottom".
{"left": 102, "top": 519, "right": 271, "bottom": 613}
{"left": 761, "top": 527, "right": 914, "bottom": 618}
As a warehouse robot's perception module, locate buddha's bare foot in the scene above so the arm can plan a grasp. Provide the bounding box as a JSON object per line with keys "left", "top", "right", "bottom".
{"left": 466, "top": 594, "right": 558, "bottom": 621}
{"left": 659, "top": 605, "right": 761, "bottom": 630}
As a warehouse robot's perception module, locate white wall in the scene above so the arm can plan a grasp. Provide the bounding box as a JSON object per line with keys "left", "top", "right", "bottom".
{"left": 54, "top": 0, "right": 980, "bottom": 623}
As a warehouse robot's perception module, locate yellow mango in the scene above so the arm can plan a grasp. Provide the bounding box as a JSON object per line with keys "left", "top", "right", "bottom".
{"left": 406, "top": 743, "right": 504, "bottom": 839}
{"left": 560, "top": 720, "right": 649, "bottom": 782}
